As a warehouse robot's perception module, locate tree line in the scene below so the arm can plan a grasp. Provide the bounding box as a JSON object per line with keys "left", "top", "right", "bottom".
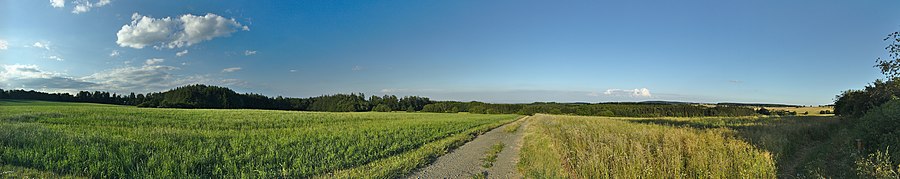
{"left": 0, "top": 85, "right": 432, "bottom": 112}
{"left": 419, "top": 101, "right": 757, "bottom": 117}
{"left": 0, "top": 89, "right": 129, "bottom": 105}
{"left": 0, "top": 84, "right": 759, "bottom": 117}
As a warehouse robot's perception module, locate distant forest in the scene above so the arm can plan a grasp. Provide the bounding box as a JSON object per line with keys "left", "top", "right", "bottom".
{"left": 0, "top": 84, "right": 759, "bottom": 117}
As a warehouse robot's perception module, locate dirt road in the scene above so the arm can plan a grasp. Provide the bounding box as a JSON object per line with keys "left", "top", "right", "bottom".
{"left": 406, "top": 116, "right": 529, "bottom": 179}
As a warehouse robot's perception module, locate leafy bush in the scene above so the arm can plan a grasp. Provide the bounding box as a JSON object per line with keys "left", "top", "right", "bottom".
{"left": 835, "top": 79, "right": 900, "bottom": 117}
{"left": 857, "top": 99, "right": 900, "bottom": 164}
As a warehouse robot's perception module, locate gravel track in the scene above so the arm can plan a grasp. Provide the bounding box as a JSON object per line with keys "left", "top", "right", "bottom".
{"left": 406, "top": 116, "right": 529, "bottom": 179}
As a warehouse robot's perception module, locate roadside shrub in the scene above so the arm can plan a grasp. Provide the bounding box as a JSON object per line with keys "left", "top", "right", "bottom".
{"left": 857, "top": 99, "right": 900, "bottom": 165}
{"left": 835, "top": 78, "right": 900, "bottom": 117}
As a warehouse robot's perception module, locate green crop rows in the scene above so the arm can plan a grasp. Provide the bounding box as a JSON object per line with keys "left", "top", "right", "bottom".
{"left": 0, "top": 100, "right": 518, "bottom": 178}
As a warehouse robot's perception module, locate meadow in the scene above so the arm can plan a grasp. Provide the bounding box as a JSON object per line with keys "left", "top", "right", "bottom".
{"left": 518, "top": 114, "right": 851, "bottom": 178}
{"left": 0, "top": 100, "right": 519, "bottom": 178}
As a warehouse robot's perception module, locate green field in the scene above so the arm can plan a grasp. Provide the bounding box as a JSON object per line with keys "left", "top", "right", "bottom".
{"left": 0, "top": 100, "right": 519, "bottom": 178}
{"left": 519, "top": 114, "right": 848, "bottom": 178}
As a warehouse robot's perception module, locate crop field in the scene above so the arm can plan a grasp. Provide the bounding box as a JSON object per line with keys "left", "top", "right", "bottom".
{"left": 0, "top": 100, "right": 519, "bottom": 178}
{"left": 519, "top": 114, "right": 846, "bottom": 178}
{"left": 761, "top": 106, "right": 835, "bottom": 116}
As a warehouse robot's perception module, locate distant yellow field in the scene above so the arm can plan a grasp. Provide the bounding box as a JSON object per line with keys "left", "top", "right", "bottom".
{"left": 756, "top": 106, "right": 834, "bottom": 116}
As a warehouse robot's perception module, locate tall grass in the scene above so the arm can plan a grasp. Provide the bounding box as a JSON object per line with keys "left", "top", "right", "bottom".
{"left": 519, "top": 114, "right": 776, "bottom": 178}
{"left": 0, "top": 100, "right": 518, "bottom": 178}
{"left": 856, "top": 148, "right": 900, "bottom": 178}
{"left": 626, "top": 116, "right": 857, "bottom": 178}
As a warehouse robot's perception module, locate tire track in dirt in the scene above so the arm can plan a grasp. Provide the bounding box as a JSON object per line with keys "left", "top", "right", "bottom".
{"left": 406, "top": 116, "right": 529, "bottom": 179}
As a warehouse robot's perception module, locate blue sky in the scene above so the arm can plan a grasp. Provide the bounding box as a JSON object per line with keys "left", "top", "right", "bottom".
{"left": 2, "top": 0, "right": 899, "bottom": 105}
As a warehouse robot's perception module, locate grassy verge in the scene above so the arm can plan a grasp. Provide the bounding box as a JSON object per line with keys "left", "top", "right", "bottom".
{"left": 625, "top": 116, "right": 857, "bottom": 178}
{"left": 519, "top": 114, "right": 776, "bottom": 178}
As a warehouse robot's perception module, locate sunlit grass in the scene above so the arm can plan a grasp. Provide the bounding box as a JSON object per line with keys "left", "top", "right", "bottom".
{"left": 503, "top": 118, "right": 524, "bottom": 133}
{"left": 519, "top": 114, "right": 776, "bottom": 178}
{"left": 625, "top": 115, "right": 851, "bottom": 177}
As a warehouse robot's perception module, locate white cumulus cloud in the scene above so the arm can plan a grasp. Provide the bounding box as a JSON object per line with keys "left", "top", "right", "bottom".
{"left": 144, "top": 58, "right": 165, "bottom": 65}
{"left": 176, "top": 50, "right": 189, "bottom": 57}
{"left": 50, "top": 0, "right": 65, "bottom": 8}
{"left": 222, "top": 67, "right": 241, "bottom": 73}
{"left": 116, "top": 13, "right": 249, "bottom": 49}
{"left": 0, "top": 40, "right": 7, "bottom": 50}
{"left": 243, "top": 50, "right": 256, "bottom": 56}
{"left": 109, "top": 50, "right": 120, "bottom": 57}
{"left": 603, "top": 88, "right": 652, "bottom": 97}
{"left": 71, "top": 0, "right": 111, "bottom": 14}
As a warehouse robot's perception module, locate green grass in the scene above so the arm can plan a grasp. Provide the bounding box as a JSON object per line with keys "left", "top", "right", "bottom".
{"left": 503, "top": 118, "right": 523, "bottom": 133}
{"left": 0, "top": 100, "right": 519, "bottom": 178}
{"left": 471, "top": 172, "right": 487, "bottom": 179}
{"left": 519, "top": 114, "right": 776, "bottom": 178}
{"left": 481, "top": 142, "right": 505, "bottom": 168}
